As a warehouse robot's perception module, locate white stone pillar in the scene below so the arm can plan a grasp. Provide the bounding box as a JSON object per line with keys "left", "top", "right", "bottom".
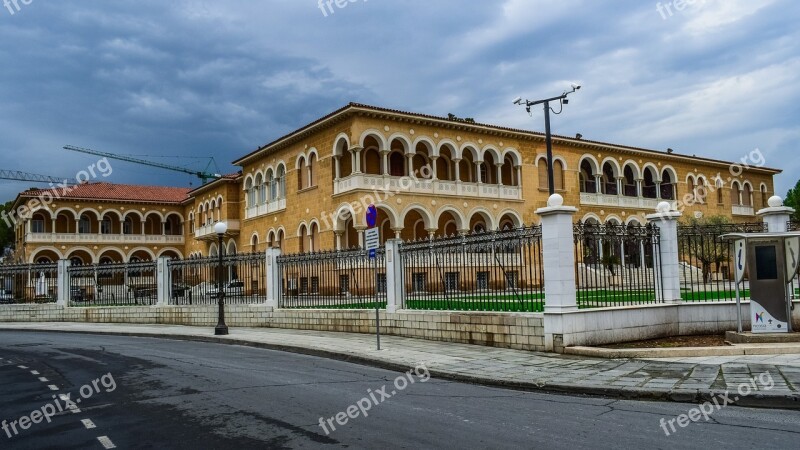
{"left": 536, "top": 194, "right": 578, "bottom": 313}
{"left": 385, "top": 239, "right": 404, "bottom": 313}
{"left": 475, "top": 162, "right": 483, "bottom": 184}
{"left": 430, "top": 156, "right": 438, "bottom": 180}
{"left": 495, "top": 163, "right": 503, "bottom": 186}
{"left": 57, "top": 259, "right": 71, "bottom": 306}
{"left": 515, "top": 165, "right": 522, "bottom": 187}
{"left": 646, "top": 202, "right": 682, "bottom": 303}
{"left": 406, "top": 154, "right": 414, "bottom": 177}
{"left": 265, "top": 247, "right": 281, "bottom": 308}
{"left": 51, "top": 218, "right": 56, "bottom": 235}
{"left": 334, "top": 155, "right": 341, "bottom": 180}
{"left": 392, "top": 228, "right": 403, "bottom": 240}
{"left": 381, "top": 151, "right": 389, "bottom": 176}
{"left": 454, "top": 159, "right": 462, "bottom": 182}
{"left": 351, "top": 147, "right": 362, "bottom": 174}
{"left": 156, "top": 256, "right": 170, "bottom": 305}
{"left": 758, "top": 196, "right": 795, "bottom": 233}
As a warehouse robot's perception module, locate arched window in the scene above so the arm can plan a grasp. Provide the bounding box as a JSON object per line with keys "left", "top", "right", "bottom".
{"left": 79, "top": 214, "right": 91, "bottom": 234}
{"left": 695, "top": 177, "right": 707, "bottom": 204}
{"left": 661, "top": 170, "right": 675, "bottom": 200}
{"left": 623, "top": 166, "right": 636, "bottom": 197}
{"left": 742, "top": 183, "right": 752, "bottom": 207}
{"left": 538, "top": 161, "right": 548, "bottom": 190}
{"left": 601, "top": 163, "right": 617, "bottom": 195}
{"left": 731, "top": 182, "right": 742, "bottom": 206}
{"left": 716, "top": 179, "right": 724, "bottom": 205}
{"left": 298, "top": 224, "right": 307, "bottom": 253}
{"left": 580, "top": 160, "right": 596, "bottom": 193}
{"left": 267, "top": 169, "right": 276, "bottom": 201}
{"left": 277, "top": 165, "right": 286, "bottom": 198}
{"left": 389, "top": 152, "right": 405, "bottom": 177}
{"left": 308, "top": 153, "right": 317, "bottom": 188}
{"left": 123, "top": 217, "right": 133, "bottom": 235}
{"left": 297, "top": 156, "right": 306, "bottom": 190}
{"left": 760, "top": 184, "right": 768, "bottom": 208}
{"left": 246, "top": 178, "right": 255, "bottom": 207}
{"left": 255, "top": 173, "right": 265, "bottom": 205}
{"left": 553, "top": 160, "right": 564, "bottom": 191}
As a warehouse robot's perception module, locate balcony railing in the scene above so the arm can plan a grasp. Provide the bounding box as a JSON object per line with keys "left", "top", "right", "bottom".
{"left": 732, "top": 205, "right": 755, "bottom": 216}
{"left": 334, "top": 174, "right": 522, "bottom": 200}
{"left": 580, "top": 192, "right": 676, "bottom": 210}
{"left": 25, "top": 233, "right": 185, "bottom": 245}
{"left": 194, "top": 220, "right": 241, "bottom": 240}
{"left": 245, "top": 198, "right": 287, "bottom": 220}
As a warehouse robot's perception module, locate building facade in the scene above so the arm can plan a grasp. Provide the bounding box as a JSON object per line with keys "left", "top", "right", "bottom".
{"left": 10, "top": 103, "right": 781, "bottom": 264}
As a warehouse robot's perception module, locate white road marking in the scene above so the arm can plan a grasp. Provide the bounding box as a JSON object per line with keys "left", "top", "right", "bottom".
{"left": 81, "top": 419, "right": 96, "bottom": 429}
{"left": 58, "top": 394, "right": 81, "bottom": 413}
{"left": 30, "top": 370, "right": 39, "bottom": 375}
{"left": 97, "top": 436, "right": 116, "bottom": 449}
{"left": 39, "top": 377, "right": 49, "bottom": 382}
{"left": 17, "top": 365, "right": 28, "bottom": 369}
{"left": 48, "top": 385, "right": 59, "bottom": 391}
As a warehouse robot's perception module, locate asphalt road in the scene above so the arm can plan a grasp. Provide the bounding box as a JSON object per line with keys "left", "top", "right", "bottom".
{"left": 0, "top": 332, "right": 799, "bottom": 449}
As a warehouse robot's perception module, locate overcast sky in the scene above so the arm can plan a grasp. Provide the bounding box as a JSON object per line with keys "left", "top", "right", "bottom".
{"left": 1, "top": 0, "right": 797, "bottom": 202}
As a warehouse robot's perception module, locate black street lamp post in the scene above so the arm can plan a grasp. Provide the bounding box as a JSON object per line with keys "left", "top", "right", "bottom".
{"left": 514, "top": 85, "right": 581, "bottom": 195}
{"left": 214, "top": 221, "right": 229, "bottom": 335}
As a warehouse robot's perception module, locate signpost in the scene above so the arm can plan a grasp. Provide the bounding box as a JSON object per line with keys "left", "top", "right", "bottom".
{"left": 365, "top": 205, "right": 381, "bottom": 350}
{"left": 733, "top": 239, "right": 746, "bottom": 333}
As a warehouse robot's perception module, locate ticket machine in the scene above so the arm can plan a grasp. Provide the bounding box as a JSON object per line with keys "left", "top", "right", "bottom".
{"left": 723, "top": 233, "right": 800, "bottom": 333}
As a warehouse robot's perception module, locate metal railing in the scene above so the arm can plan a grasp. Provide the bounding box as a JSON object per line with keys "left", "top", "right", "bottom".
{"left": 676, "top": 222, "right": 766, "bottom": 301}
{"left": 68, "top": 261, "right": 157, "bottom": 306}
{"left": 574, "top": 221, "right": 662, "bottom": 308}
{"left": 400, "top": 226, "right": 545, "bottom": 312}
{"left": 168, "top": 253, "right": 267, "bottom": 305}
{"left": 0, "top": 263, "right": 58, "bottom": 304}
{"left": 789, "top": 220, "right": 799, "bottom": 232}
{"left": 277, "top": 247, "right": 386, "bottom": 309}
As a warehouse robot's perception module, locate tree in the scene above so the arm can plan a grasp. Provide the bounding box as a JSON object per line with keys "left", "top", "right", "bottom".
{"left": 680, "top": 215, "right": 731, "bottom": 283}
{"left": 785, "top": 179, "right": 800, "bottom": 222}
{"left": 0, "top": 200, "right": 15, "bottom": 259}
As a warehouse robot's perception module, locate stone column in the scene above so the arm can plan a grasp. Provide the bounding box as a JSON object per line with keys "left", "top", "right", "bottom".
{"left": 356, "top": 227, "right": 366, "bottom": 248}
{"left": 392, "top": 228, "right": 404, "bottom": 240}
{"left": 536, "top": 194, "right": 579, "bottom": 313}
{"left": 495, "top": 163, "right": 503, "bottom": 186}
{"left": 51, "top": 218, "right": 56, "bottom": 235}
{"left": 406, "top": 154, "right": 414, "bottom": 177}
{"left": 56, "top": 259, "right": 71, "bottom": 306}
{"left": 334, "top": 231, "right": 344, "bottom": 250}
{"left": 334, "top": 155, "right": 341, "bottom": 180}
{"left": 430, "top": 156, "right": 439, "bottom": 180}
{"left": 381, "top": 150, "right": 389, "bottom": 176}
{"left": 156, "top": 256, "right": 170, "bottom": 306}
{"left": 351, "top": 146, "right": 363, "bottom": 174}
{"left": 384, "top": 239, "right": 404, "bottom": 313}
{"left": 265, "top": 247, "right": 281, "bottom": 308}
{"left": 515, "top": 165, "right": 522, "bottom": 187}
{"left": 475, "top": 161, "right": 483, "bottom": 184}
{"left": 646, "top": 202, "right": 682, "bottom": 303}
{"left": 758, "top": 196, "right": 795, "bottom": 233}
{"left": 453, "top": 159, "right": 462, "bottom": 182}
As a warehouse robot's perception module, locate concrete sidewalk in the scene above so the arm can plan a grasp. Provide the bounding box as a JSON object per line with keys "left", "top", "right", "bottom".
{"left": 2, "top": 322, "right": 799, "bottom": 409}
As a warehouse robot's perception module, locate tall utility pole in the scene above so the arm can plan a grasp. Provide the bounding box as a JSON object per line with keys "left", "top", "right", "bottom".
{"left": 514, "top": 85, "right": 581, "bottom": 195}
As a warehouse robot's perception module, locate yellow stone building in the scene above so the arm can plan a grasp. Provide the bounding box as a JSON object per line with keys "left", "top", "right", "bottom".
{"left": 10, "top": 103, "right": 780, "bottom": 263}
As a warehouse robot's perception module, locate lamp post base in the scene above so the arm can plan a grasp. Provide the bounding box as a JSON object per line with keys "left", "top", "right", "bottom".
{"left": 214, "top": 324, "right": 229, "bottom": 335}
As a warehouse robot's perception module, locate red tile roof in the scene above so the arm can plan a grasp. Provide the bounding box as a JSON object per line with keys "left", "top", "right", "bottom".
{"left": 19, "top": 182, "right": 192, "bottom": 204}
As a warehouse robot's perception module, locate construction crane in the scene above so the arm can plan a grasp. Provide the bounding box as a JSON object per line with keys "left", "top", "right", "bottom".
{"left": 0, "top": 170, "right": 70, "bottom": 185}
{"left": 63, "top": 145, "right": 222, "bottom": 184}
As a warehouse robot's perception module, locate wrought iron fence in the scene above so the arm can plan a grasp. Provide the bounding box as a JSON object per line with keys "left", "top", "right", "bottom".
{"left": 277, "top": 247, "right": 386, "bottom": 309}
{"left": 68, "top": 261, "right": 157, "bottom": 306}
{"left": 574, "top": 221, "right": 662, "bottom": 308}
{"left": 168, "top": 253, "right": 268, "bottom": 305}
{"left": 400, "top": 226, "right": 545, "bottom": 312}
{"left": 0, "top": 263, "right": 58, "bottom": 304}
{"left": 676, "top": 222, "right": 766, "bottom": 302}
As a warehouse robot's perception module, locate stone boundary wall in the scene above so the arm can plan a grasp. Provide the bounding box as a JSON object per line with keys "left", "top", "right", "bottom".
{"left": 544, "top": 300, "right": 800, "bottom": 352}
{"left": 0, "top": 305, "right": 545, "bottom": 351}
